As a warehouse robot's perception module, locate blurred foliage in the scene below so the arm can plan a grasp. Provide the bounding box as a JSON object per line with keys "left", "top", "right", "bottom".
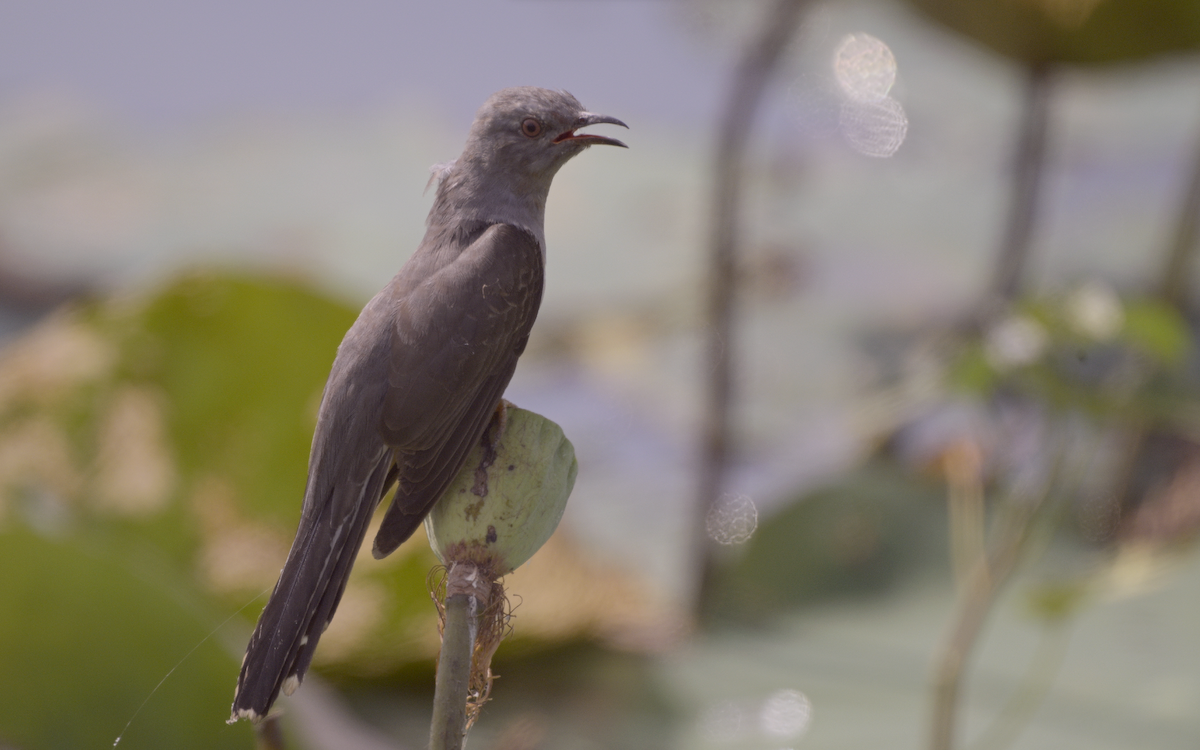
{"left": 0, "top": 270, "right": 676, "bottom": 749}
{"left": 907, "top": 0, "right": 1200, "bottom": 65}
{"left": 124, "top": 272, "right": 357, "bottom": 527}
{"left": 707, "top": 462, "right": 948, "bottom": 623}
{"left": 1024, "top": 577, "right": 1090, "bottom": 622}
{"left": 0, "top": 528, "right": 255, "bottom": 750}
{"left": 948, "top": 290, "right": 1193, "bottom": 421}
{"left": 0, "top": 271, "right": 436, "bottom": 749}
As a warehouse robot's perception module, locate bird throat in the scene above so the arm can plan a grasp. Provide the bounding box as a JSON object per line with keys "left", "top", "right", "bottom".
{"left": 429, "top": 164, "right": 549, "bottom": 258}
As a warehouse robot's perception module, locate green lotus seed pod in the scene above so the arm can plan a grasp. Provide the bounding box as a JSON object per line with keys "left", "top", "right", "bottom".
{"left": 425, "top": 405, "right": 577, "bottom": 575}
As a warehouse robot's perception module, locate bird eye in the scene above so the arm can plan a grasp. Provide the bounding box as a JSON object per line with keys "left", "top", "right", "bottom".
{"left": 520, "top": 118, "right": 542, "bottom": 138}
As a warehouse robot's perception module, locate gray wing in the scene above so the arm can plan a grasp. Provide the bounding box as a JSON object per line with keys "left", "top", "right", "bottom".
{"left": 372, "top": 222, "right": 544, "bottom": 557}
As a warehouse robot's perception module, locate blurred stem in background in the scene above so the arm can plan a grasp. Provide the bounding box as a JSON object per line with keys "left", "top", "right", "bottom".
{"left": 695, "top": 0, "right": 810, "bottom": 619}
{"left": 966, "top": 620, "right": 1073, "bottom": 750}
{"left": 255, "top": 717, "right": 287, "bottom": 750}
{"left": 1101, "top": 91, "right": 1200, "bottom": 529}
{"left": 930, "top": 435, "right": 1065, "bottom": 750}
{"left": 987, "top": 62, "right": 1053, "bottom": 310}
{"left": 1091, "top": 83, "right": 1200, "bottom": 601}
{"left": 934, "top": 56, "right": 1062, "bottom": 750}
{"left": 1159, "top": 106, "right": 1200, "bottom": 309}
{"left": 944, "top": 438, "right": 988, "bottom": 593}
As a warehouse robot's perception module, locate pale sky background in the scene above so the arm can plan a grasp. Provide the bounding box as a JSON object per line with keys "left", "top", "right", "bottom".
{"left": 0, "top": 0, "right": 727, "bottom": 133}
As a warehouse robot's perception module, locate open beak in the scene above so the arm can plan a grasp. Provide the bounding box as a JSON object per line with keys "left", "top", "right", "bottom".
{"left": 553, "top": 112, "right": 629, "bottom": 148}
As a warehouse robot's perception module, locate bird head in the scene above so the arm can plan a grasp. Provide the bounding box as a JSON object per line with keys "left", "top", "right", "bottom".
{"left": 428, "top": 87, "right": 627, "bottom": 245}
{"left": 461, "top": 87, "right": 627, "bottom": 182}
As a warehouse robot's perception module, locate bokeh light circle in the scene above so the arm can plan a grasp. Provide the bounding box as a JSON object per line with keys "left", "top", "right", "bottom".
{"left": 833, "top": 33, "right": 897, "bottom": 103}
{"left": 706, "top": 493, "right": 758, "bottom": 545}
{"left": 839, "top": 96, "right": 908, "bottom": 158}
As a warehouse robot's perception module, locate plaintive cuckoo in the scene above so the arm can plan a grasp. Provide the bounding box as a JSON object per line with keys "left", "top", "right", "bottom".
{"left": 230, "top": 87, "right": 626, "bottom": 722}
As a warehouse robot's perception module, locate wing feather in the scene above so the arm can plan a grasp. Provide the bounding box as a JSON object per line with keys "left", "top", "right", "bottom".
{"left": 373, "top": 223, "right": 543, "bottom": 555}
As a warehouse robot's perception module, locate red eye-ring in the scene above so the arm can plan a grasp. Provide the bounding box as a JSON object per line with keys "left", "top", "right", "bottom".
{"left": 521, "top": 118, "right": 542, "bottom": 138}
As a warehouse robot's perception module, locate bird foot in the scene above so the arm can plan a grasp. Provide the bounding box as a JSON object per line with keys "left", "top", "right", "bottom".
{"left": 487, "top": 399, "right": 512, "bottom": 451}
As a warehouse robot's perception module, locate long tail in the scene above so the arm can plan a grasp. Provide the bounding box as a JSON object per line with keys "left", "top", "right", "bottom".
{"left": 229, "top": 455, "right": 397, "bottom": 723}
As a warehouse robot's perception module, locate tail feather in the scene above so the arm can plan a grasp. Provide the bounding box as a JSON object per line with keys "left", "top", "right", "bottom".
{"left": 229, "top": 454, "right": 396, "bottom": 723}
{"left": 289, "top": 462, "right": 397, "bottom": 686}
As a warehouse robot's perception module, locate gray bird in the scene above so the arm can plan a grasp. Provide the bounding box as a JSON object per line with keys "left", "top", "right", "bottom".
{"left": 230, "top": 87, "right": 626, "bottom": 723}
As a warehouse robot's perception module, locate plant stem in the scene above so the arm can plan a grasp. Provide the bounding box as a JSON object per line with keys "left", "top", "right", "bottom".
{"left": 695, "top": 0, "right": 810, "bottom": 618}
{"left": 945, "top": 439, "right": 988, "bottom": 592}
{"left": 930, "top": 445, "right": 1061, "bottom": 750}
{"left": 430, "top": 586, "right": 479, "bottom": 750}
{"left": 987, "top": 62, "right": 1053, "bottom": 310}
{"left": 930, "top": 510, "right": 1027, "bottom": 750}
{"left": 966, "top": 621, "right": 1072, "bottom": 750}
{"left": 1105, "top": 112, "right": 1200, "bottom": 529}
{"left": 255, "top": 716, "right": 287, "bottom": 750}
{"left": 1159, "top": 112, "right": 1200, "bottom": 308}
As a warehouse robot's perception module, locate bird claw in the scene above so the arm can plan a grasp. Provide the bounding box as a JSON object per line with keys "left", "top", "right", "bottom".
{"left": 490, "top": 399, "right": 512, "bottom": 449}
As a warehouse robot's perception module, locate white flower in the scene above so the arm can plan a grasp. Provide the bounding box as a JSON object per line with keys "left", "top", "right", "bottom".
{"left": 1066, "top": 281, "right": 1124, "bottom": 341}
{"left": 985, "top": 315, "right": 1049, "bottom": 370}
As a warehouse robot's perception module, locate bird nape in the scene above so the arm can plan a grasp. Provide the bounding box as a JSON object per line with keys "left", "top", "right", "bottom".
{"left": 228, "top": 87, "right": 627, "bottom": 724}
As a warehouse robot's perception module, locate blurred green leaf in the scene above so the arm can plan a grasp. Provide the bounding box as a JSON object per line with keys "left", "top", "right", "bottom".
{"left": 708, "top": 462, "right": 947, "bottom": 622}
{"left": 1120, "top": 299, "right": 1191, "bottom": 366}
{"left": 1025, "top": 579, "right": 1090, "bottom": 623}
{"left": 949, "top": 342, "right": 997, "bottom": 395}
{"left": 906, "top": 0, "right": 1200, "bottom": 65}
{"left": 120, "top": 272, "right": 359, "bottom": 526}
{"left": 0, "top": 527, "right": 253, "bottom": 750}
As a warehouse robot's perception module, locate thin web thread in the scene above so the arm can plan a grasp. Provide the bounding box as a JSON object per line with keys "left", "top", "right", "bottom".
{"left": 113, "top": 587, "right": 272, "bottom": 746}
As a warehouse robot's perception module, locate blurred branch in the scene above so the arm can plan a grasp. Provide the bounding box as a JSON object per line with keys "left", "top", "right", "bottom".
{"left": 1104, "top": 109, "right": 1200, "bottom": 530}
{"left": 1158, "top": 114, "right": 1200, "bottom": 309}
{"left": 288, "top": 674, "right": 410, "bottom": 750}
{"left": 945, "top": 439, "right": 988, "bottom": 592}
{"left": 695, "top": 0, "right": 811, "bottom": 617}
{"left": 255, "top": 717, "right": 288, "bottom": 750}
{"left": 987, "top": 62, "right": 1053, "bottom": 309}
{"left": 930, "top": 442, "right": 1062, "bottom": 750}
{"left": 930, "top": 513, "right": 1026, "bottom": 750}
{"left": 965, "top": 621, "right": 1072, "bottom": 750}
